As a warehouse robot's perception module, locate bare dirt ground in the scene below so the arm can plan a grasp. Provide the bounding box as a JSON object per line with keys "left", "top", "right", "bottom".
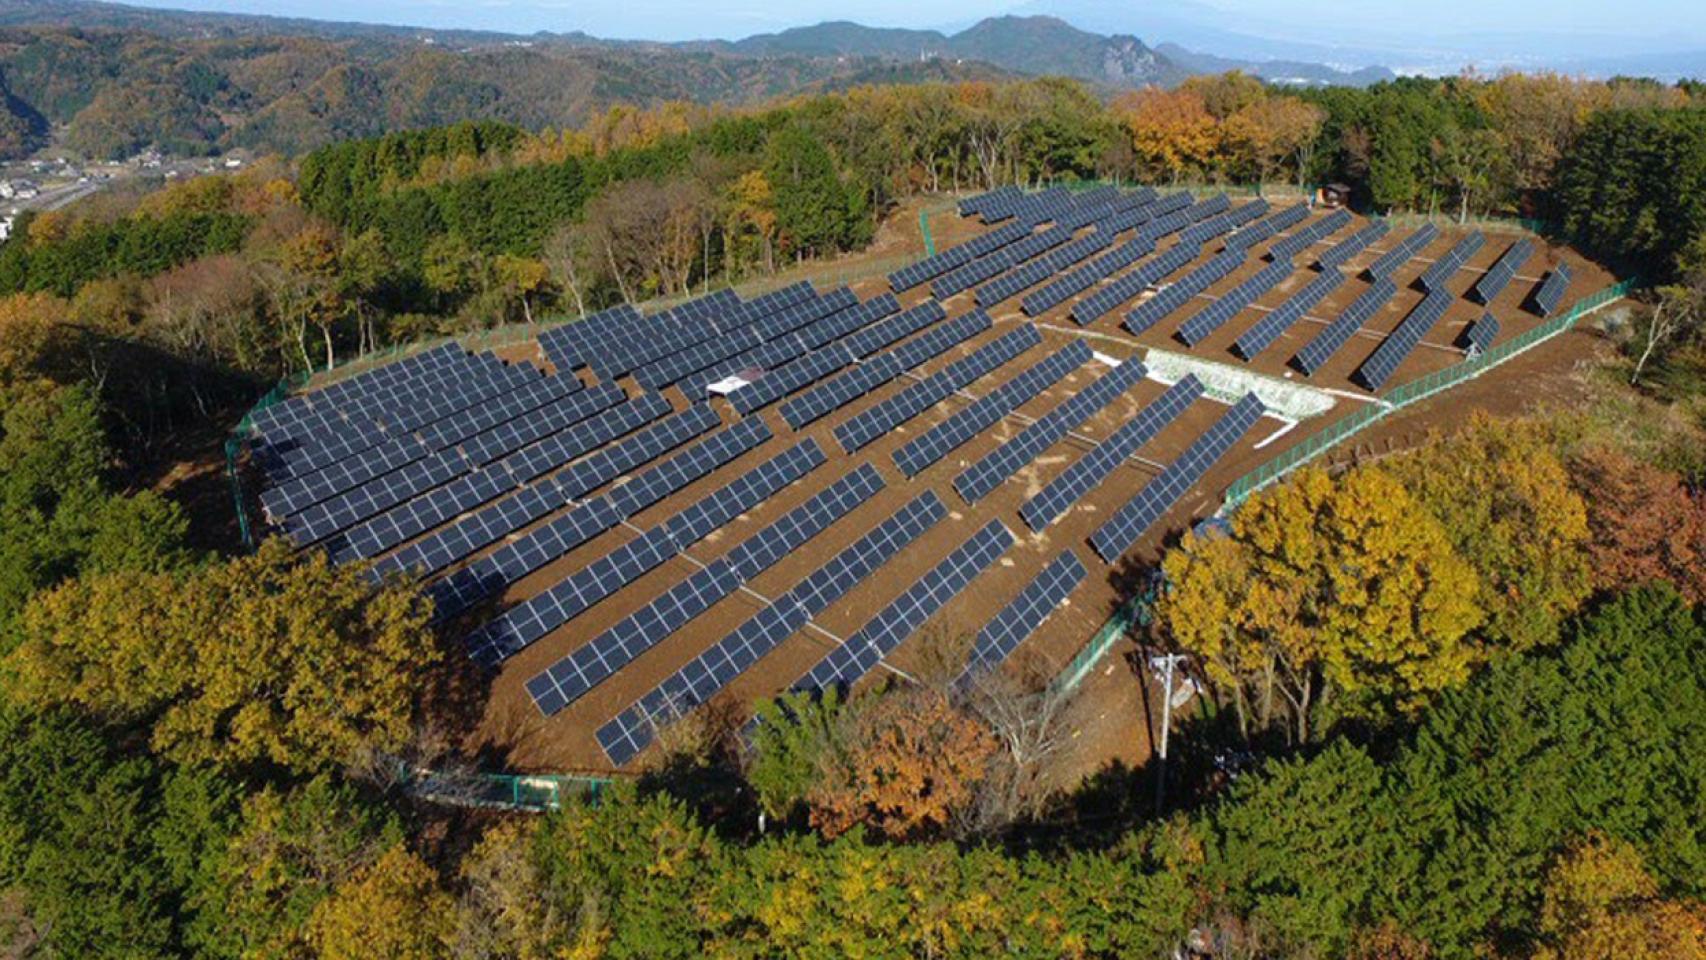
{"left": 234, "top": 192, "right": 1632, "bottom": 792}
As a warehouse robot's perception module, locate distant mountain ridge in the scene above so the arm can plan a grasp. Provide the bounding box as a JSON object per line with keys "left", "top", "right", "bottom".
{"left": 0, "top": 0, "right": 1400, "bottom": 162}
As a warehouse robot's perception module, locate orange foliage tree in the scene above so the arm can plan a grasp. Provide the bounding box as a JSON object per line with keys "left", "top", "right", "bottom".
{"left": 808, "top": 686, "right": 996, "bottom": 840}
{"left": 1571, "top": 446, "right": 1706, "bottom": 604}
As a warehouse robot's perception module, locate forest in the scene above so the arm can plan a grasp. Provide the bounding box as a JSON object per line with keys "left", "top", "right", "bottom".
{"left": 0, "top": 68, "right": 1705, "bottom": 958}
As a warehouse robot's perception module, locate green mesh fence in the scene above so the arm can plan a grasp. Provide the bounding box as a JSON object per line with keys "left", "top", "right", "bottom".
{"left": 396, "top": 764, "right": 614, "bottom": 811}
{"left": 1221, "top": 277, "right": 1640, "bottom": 508}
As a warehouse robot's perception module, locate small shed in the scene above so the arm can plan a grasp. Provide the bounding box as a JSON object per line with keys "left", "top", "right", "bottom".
{"left": 1319, "top": 183, "right": 1354, "bottom": 208}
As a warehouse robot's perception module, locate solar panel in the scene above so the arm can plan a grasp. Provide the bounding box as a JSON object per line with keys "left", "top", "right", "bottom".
{"left": 959, "top": 185, "right": 1021, "bottom": 218}
{"left": 889, "top": 221, "right": 1031, "bottom": 291}
{"left": 1174, "top": 257, "right": 1294, "bottom": 346}
{"left": 1124, "top": 248, "right": 1246, "bottom": 336}
{"left": 467, "top": 438, "right": 826, "bottom": 666}
{"left": 282, "top": 381, "right": 627, "bottom": 546}
{"left": 1417, "top": 233, "right": 1485, "bottom": 292}
{"left": 1267, "top": 209, "right": 1353, "bottom": 261}
{"left": 1231, "top": 269, "right": 1346, "bottom": 361}
{"left": 1459, "top": 314, "right": 1500, "bottom": 355}
{"left": 975, "top": 233, "right": 1114, "bottom": 308}
{"left": 959, "top": 549, "right": 1087, "bottom": 682}
{"left": 1531, "top": 263, "right": 1571, "bottom": 316}
{"left": 1019, "top": 375, "right": 1203, "bottom": 531}
{"left": 345, "top": 392, "right": 674, "bottom": 571}
{"left": 780, "top": 309, "right": 987, "bottom": 430}
{"left": 842, "top": 300, "right": 948, "bottom": 359}
{"left": 835, "top": 320, "right": 1040, "bottom": 454}
{"left": 1471, "top": 239, "right": 1533, "bottom": 304}
{"left": 1353, "top": 287, "right": 1455, "bottom": 390}
{"left": 1364, "top": 224, "right": 1438, "bottom": 280}
{"left": 793, "top": 519, "right": 1012, "bottom": 695}
{"left": 892, "top": 340, "right": 1090, "bottom": 478}
{"left": 523, "top": 462, "right": 884, "bottom": 721}
{"left": 1023, "top": 236, "right": 1156, "bottom": 316}
{"left": 1315, "top": 221, "right": 1389, "bottom": 270}
{"left": 592, "top": 489, "right": 945, "bottom": 761}
{"left": 1090, "top": 394, "right": 1266, "bottom": 562}
{"left": 1291, "top": 278, "right": 1398, "bottom": 376}
{"left": 426, "top": 415, "right": 772, "bottom": 621}
{"left": 954, "top": 356, "right": 1147, "bottom": 503}
{"left": 1225, "top": 204, "right": 1308, "bottom": 251}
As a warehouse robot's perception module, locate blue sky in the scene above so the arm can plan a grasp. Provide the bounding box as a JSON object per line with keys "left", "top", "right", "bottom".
{"left": 121, "top": 0, "right": 1706, "bottom": 64}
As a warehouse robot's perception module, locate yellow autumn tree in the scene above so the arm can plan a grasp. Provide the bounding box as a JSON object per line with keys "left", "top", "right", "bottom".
{"left": 1159, "top": 466, "right": 1483, "bottom": 741}
{"left": 1533, "top": 833, "right": 1706, "bottom": 960}
{"left": 307, "top": 845, "right": 454, "bottom": 960}
{"left": 1381, "top": 414, "right": 1591, "bottom": 652}
{"left": 5, "top": 536, "right": 440, "bottom": 771}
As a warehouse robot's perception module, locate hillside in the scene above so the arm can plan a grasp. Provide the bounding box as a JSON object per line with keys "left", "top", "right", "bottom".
{"left": 0, "top": 26, "right": 1014, "bottom": 160}
{"left": 0, "top": 1, "right": 1414, "bottom": 161}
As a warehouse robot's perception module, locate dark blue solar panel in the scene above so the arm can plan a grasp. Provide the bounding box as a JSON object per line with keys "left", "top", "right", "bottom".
{"left": 954, "top": 356, "right": 1147, "bottom": 503}
{"left": 835, "top": 320, "right": 1040, "bottom": 453}
{"left": 468, "top": 438, "right": 825, "bottom": 666}
{"left": 1418, "top": 233, "right": 1485, "bottom": 292}
{"left": 1290, "top": 278, "right": 1398, "bottom": 376}
{"left": 1174, "top": 257, "right": 1294, "bottom": 346}
{"left": 592, "top": 488, "right": 944, "bottom": 760}
{"left": 1531, "top": 262, "right": 1571, "bottom": 316}
{"left": 1471, "top": 239, "right": 1533, "bottom": 304}
{"left": 1232, "top": 269, "right": 1346, "bottom": 361}
{"left": 793, "top": 519, "right": 1012, "bottom": 695}
{"left": 893, "top": 340, "right": 1089, "bottom": 477}
{"left": 1019, "top": 375, "right": 1203, "bottom": 531}
{"left": 1316, "top": 221, "right": 1389, "bottom": 270}
{"left": 959, "top": 550, "right": 1087, "bottom": 683}
{"left": 1353, "top": 287, "right": 1455, "bottom": 390}
{"left": 1090, "top": 394, "right": 1265, "bottom": 562}
{"left": 1364, "top": 224, "right": 1438, "bottom": 280}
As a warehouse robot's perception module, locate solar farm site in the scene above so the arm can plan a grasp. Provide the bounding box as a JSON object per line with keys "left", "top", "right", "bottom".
{"left": 241, "top": 183, "right": 1609, "bottom": 772}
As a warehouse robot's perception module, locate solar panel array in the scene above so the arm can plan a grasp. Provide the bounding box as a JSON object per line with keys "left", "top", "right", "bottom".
{"left": 352, "top": 393, "right": 681, "bottom": 575}
{"left": 780, "top": 307, "right": 985, "bottom": 430}
{"left": 594, "top": 489, "right": 944, "bottom": 764}
{"left": 959, "top": 550, "right": 1087, "bottom": 683}
{"left": 1232, "top": 269, "right": 1346, "bottom": 361}
{"left": 261, "top": 372, "right": 581, "bottom": 520}
{"left": 835, "top": 320, "right": 1040, "bottom": 453}
{"left": 542, "top": 462, "right": 886, "bottom": 720}
{"left": 975, "top": 232, "right": 1114, "bottom": 307}
{"left": 1019, "top": 375, "right": 1203, "bottom": 531}
{"left": 1090, "top": 393, "right": 1266, "bottom": 562}
{"left": 1268, "top": 209, "right": 1352, "bottom": 261}
{"left": 426, "top": 416, "right": 772, "bottom": 622}
{"left": 892, "top": 340, "right": 1090, "bottom": 478}
{"left": 1291, "top": 278, "right": 1398, "bottom": 377}
{"left": 1023, "top": 236, "right": 1156, "bottom": 317}
{"left": 1364, "top": 224, "right": 1438, "bottom": 280}
{"left": 1173, "top": 257, "right": 1294, "bottom": 346}
{"left": 299, "top": 383, "right": 631, "bottom": 554}
{"left": 793, "top": 519, "right": 1013, "bottom": 695}
{"left": 1461, "top": 314, "right": 1500, "bottom": 355}
{"left": 1417, "top": 233, "right": 1485, "bottom": 292}
{"left": 888, "top": 220, "right": 1031, "bottom": 292}
{"left": 1354, "top": 287, "right": 1455, "bottom": 390}
{"left": 1472, "top": 240, "right": 1533, "bottom": 304}
{"left": 958, "top": 185, "right": 1021, "bottom": 218}
{"left": 1123, "top": 248, "right": 1246, "bottom": 335}
{"left": 466, "top": 438, "right": 826, "bottom": 666}
{"left": 1532, "top": 262, "right": 1571, "bottom": 316}
{"left": 1316, "top": 221, "right": 1389, "bottom": 270}
{"left": 954, "top": 356, "right": 1148, "bottom": 503}
{"left": 932, "top": 225, "right": 1074, "bottom": 299}
{"left": 255, "top": 355, "right": 543, "bottom": 481}
{"left": 1225, "top": 204, "right": 1308, "bottom": 251}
